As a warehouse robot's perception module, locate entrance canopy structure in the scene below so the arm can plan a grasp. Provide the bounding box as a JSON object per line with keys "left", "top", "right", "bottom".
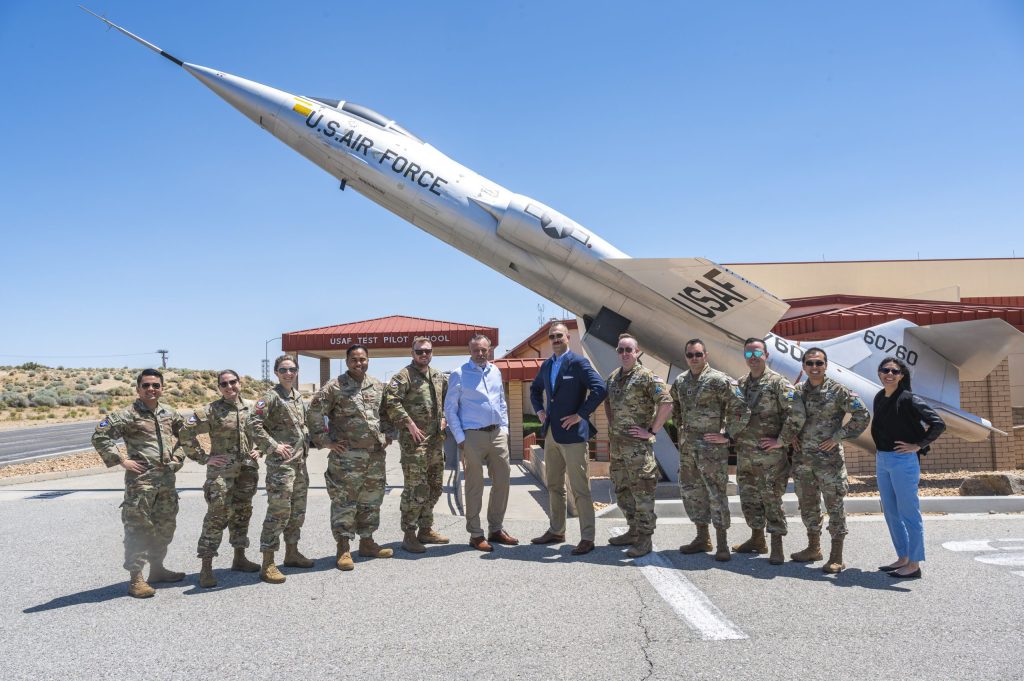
{"left": 281, "top": 315, "right": 499, "bottom": 385}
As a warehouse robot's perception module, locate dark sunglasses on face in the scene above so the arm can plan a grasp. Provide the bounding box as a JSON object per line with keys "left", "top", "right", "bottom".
{"left": 548, "top": 333, "right": 565, "bottom": 340}
{"left": 277, "top": 367, "right": 298, "bottom": 374}
{"left": 804, "top": 360, "right": 825, "bottom": 367}
{"left": 414, "top": 349, "right": 432, "bottom": 355}
{"left": 616, "top": 347, "right": 635, "bottom": 354}
{"left": 685, "top": 352, "right": 705, "bottom": 359}
{"left": 219, "top": 379, "right": 239, "bottom": 387}
{"left": 879, "top": 367, "right": 902, "bottom": 375}
{"left": 744, "top": 349, "right": 765, "bottom": 359}
{"left": 140, "top": 382, "right": 162, "bottom": 390}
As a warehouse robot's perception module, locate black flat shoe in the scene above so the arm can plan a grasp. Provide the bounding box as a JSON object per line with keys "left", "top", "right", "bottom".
{"left": 878, "top": 564, "right": 903, "bottom": 572}
{"left": 889, "top": 568, "right": 922, "bottom": 579}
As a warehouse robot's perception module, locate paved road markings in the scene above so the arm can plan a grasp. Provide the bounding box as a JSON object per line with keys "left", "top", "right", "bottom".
{"left": 942, "top": 538, "right": 1024, "bottom": 575}
{"left": 611, "top": 527, "right": 748, "bottom": 642}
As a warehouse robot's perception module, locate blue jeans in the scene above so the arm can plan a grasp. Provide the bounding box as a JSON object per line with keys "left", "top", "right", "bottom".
{"left": 876, "top": 451, "right": 925, "bottom": 561}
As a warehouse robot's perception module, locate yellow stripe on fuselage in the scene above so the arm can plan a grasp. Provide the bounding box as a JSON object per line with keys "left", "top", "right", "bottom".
{"left": 293, "top": 101, "right": 313, "bottom": 116}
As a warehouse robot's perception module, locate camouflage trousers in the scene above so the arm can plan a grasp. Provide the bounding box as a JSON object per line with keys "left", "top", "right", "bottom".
{"left": 325, "top": 447, "right": 387, "bottom": 540}
{"left": 398, "top": 431, "right": 444, "bottom": 532}
{"left": 120, "top": 468, "right": 179, "bottom": 572}
{"left": 793, "top": 447, "right": 849, "bottom": 537}
{"left": 735, "top": 445, "right": 791, "bottom": 535}
{"left": 609, "top": 436, "right": 658, "bottom": 536}
{"left": 197, "top": 462, "right": 259, "bottom": 558}
{"left": 678, "top": 438, "right": 731, "bottom": 529}
{"left": 259, "top": 457, "right": 309, "bottom": 551}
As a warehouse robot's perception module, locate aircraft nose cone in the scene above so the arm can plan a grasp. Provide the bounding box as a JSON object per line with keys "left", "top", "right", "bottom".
{"left": 183, "top": 63, "right": 290, "bottom": 127}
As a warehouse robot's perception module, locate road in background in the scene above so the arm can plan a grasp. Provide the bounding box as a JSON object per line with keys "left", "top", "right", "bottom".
{"left": 0, "top": 422, "right": 97, "bottom": 465}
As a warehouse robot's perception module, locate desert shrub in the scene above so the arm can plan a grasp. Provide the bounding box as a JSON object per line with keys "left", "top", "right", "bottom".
{"left": 1, "top": 392, "right": 30, "bottom": 408}
{"left": 189, "top": 384, "right": 206, "bottom": 397}
{"left": 105, "top": 386, "right": 132, "bottom": 397}
{"left": 101, "top": 373, "right": 111, "bottom": 379}
{"left": 74, "top": 394, "right": 94, "bottom": 406}
{"left": 90, "top": 377, "right": 101, "bottom": 385}
{"left": 29, "top": 389, "right": 59, "bottom": 407}
{"left": 18, "top": 362, "right": 46, "bottom": 371}
{"left": 75, "top": 381, "right": 89, "bottom": 390}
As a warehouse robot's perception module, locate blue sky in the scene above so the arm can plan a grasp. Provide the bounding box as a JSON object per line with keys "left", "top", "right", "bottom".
{"left": 2, "top": 1, "right": 1022, "bottom": 381}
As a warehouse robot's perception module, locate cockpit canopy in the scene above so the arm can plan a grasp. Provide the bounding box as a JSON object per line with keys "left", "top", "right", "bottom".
{"left": 308, "top": 97, "right": 422, "bottom": 143}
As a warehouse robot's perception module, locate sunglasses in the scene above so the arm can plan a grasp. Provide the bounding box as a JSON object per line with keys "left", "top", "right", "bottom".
{"left": 414, "top": 348, "right": 432, "bottom": 355}
{"left": 616, "top": 347, "right": 636, "bottom": 354}
{"left": 879, "top": 367, "right": 902, "bottom": 375}
{"left": 744, "top": 349, "right": 765, "bottom": 359}
{"left": 277, "top": 367, "right": 298, "bottom": 374}
{"left": 803, "top": 360, "right": 825, "bottom": 367}
{"left": 219, "top": 379, "right": 239, "bottom": 387}
{"left": 685, "top": 352, "right": 705, "bottom": 359}
{"left": 548, "top": 333, "right": 565, "bottom": 340}
{"left": 139, "top": 382, "right": 162, "bottom": 390}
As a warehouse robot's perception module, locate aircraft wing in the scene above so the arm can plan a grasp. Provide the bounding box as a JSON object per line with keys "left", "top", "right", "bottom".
{"left": 603, "top": 257, "right": 790, "bottom": 342}
{"left": 931, "top": 402, "right": 1008, "bottom": 440}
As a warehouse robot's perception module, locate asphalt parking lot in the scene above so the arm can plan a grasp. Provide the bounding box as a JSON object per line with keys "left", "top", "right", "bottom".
{"left": 2, "top": 446, "right": 1022, "bottom": 680}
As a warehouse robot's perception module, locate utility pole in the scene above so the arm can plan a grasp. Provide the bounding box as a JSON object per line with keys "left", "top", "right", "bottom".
{"left": 156, "top": 349, "right": 169, "bottom": 369}
{"left": 261, "top": 358, "right": 270, "bottom": 382}
{"left": 264, "top": 336, "right": 281, "bottom": 382}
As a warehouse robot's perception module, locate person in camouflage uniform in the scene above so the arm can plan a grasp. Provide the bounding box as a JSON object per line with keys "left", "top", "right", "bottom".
{"left": 249, "top": 355, "right": 314, "bottom": 584}
{"left": 732, "top": 338, "right": 799, "bottom": 565}
{"left": 179, "top": 369, "right": 261, "bottom": 588}
{"left": 91, "top": 368, "right": 185, "bottom": 599}
{"left": 671, "top": 339, "right": 751, "bottom": 562}
{"left": 308, "top": 344, "right": 395, "bottom": 571}
{"left": 383, "top": 338, "right": 449, "bottom": 554}
{"left": 603, "top": 333, "right": 673, "bottom": 558}
{"left": 786, "top": 347, "right": 870, "bottom": 573}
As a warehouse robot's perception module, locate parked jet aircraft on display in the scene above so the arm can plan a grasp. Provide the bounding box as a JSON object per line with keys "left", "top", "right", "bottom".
{"left": 84, "top": 9, "right": 1022, "bottom": 479}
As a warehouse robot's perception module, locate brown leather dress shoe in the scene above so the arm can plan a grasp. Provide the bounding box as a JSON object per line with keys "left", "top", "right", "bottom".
{"left": 571, "top": 539, "right": 595, "bottom": 555}
{"left": 470, "top": 536, "right": 493, "bottom": 552}
{"left": 530, "top": 531, "right": 565, "bottom": 545}
{"left": 488, "top": 530, "right": 520, "bottom": 546}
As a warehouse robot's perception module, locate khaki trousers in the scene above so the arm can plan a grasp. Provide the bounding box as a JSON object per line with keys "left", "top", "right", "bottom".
{"left": 462, "top": 429, "right": 511, "bottom": 537}
{"left": 543, "top": 439, "right": 595, "bottom": 541}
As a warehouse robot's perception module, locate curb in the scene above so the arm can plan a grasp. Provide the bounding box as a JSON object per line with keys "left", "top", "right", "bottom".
{"left": 0, "top": 466, "right": 111, "bottom": 487}
{"left": 596, "top": 494, "right": 1024, "bottom": 519}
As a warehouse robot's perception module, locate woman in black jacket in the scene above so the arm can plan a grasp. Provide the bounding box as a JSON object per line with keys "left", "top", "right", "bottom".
{"left": 871, "top": 356, "right": 945, "bottom": 579}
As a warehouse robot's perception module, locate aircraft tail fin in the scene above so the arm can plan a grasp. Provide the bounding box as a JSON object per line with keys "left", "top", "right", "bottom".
{"left": 809, "top": 317, "right": 1024, "bottom": 409}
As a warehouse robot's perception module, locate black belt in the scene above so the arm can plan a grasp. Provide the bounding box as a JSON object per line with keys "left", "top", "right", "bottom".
{"left": 467, "top": 424, "right": 499, "bottom": 432}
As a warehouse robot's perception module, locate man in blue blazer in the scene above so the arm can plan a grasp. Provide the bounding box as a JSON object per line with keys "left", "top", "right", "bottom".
{"left": 529, "top": 322, "right": 607, "bottom": 555}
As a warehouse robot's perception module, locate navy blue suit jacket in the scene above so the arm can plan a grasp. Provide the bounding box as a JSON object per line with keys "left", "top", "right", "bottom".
{"left": 529, "top": 350, "right": 607, "bottom": 444}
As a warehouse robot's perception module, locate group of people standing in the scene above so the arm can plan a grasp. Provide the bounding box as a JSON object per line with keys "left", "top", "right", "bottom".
{"left": 530, "top": 323, "right": 945, "bottom": 581}
{"left": 91, "top": 324, "right": 944, "bottom": 599}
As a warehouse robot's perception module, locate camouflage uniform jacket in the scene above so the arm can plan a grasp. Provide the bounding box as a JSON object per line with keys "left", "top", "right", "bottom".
{"left": 606, "top": 365, "right": 672, "bottom": 439}
{"left": 91, "top": 399, "right": 185, "bottom": 470}
{"left": 787, "top": 376, "right": 870, "bottom": 450}
{"left": 308, "top": 373, "right": 394, "bottom": 450}
{"left": 384, "top": 363, "right": 447, "bottom": 435}
{"left": 179, "top": 397, "right": 257, "bottom": 468}
{"left": 249, "top": 385, "right": 308, "bottom": 458}
{"left": 671, "top": 364, "right": 751, "bottom": 440}
{"left": 734, "top": 368, "right": 796, "bottom": 447}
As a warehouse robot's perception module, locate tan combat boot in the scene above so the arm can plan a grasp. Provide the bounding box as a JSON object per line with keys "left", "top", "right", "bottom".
{"left": 128, "top": 570, "right": 155, "bottom": 599}
{"left": 625, "top": 534, "right": 652, "bottom": 558}
{"left": 283, "top": 543, "right": 314, "bottom": 568}
{"left": 790, "top": 531, "right": 823, "bottom": 562}
{"left": 198, "top": 557, "right": 216, "bottom": 588}
{"left": 714, "top": 527, "right": 731, "bottom": 562}
{"left": 609, "top": 526, "right": 638, "bottom": 546}
{"left": 231, "top": 548, "right": 260, "bottom": 573}
{"left": 679, "top": 524, "right": 713, "bottom": 554}
{"left": 358, "top": 536, "right": 394, "bottom": 558}
{"left": 417, "top": 527, "right": 450, "bottom": 544}
{"left": 732, "top": 528, "right": 768, "bottom": 554}
{"left": 149, "top": 562, "right": 185, "bottom": 583}
{"left": 768, "top": 533, "right": 785, "bottom": 565}
{"left": 402, "top": 529, "right": 426, "bottom": 554}
{"left": 261, "top": 551, "right": 286, "bottom": 584}
{"left": 821, "top": 535, "right": 846, "bottom": 574}
{"left": 336, "top": 538, "right": 354, "bottom": 571}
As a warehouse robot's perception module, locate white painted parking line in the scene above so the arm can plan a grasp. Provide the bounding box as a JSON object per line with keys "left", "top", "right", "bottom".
{"left": 975, "top": 552, "right": 1024, "bottom": 567}
{"left": 611, "top": 527, "right": 748, "bottom": 642}
{"left": 1012, "top": 571, "right": 1024, "bottom": 579}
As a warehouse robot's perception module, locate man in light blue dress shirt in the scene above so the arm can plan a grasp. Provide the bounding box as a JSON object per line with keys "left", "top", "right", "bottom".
{"left": 444, "top": 334, "right": 518, "bottom": 552}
